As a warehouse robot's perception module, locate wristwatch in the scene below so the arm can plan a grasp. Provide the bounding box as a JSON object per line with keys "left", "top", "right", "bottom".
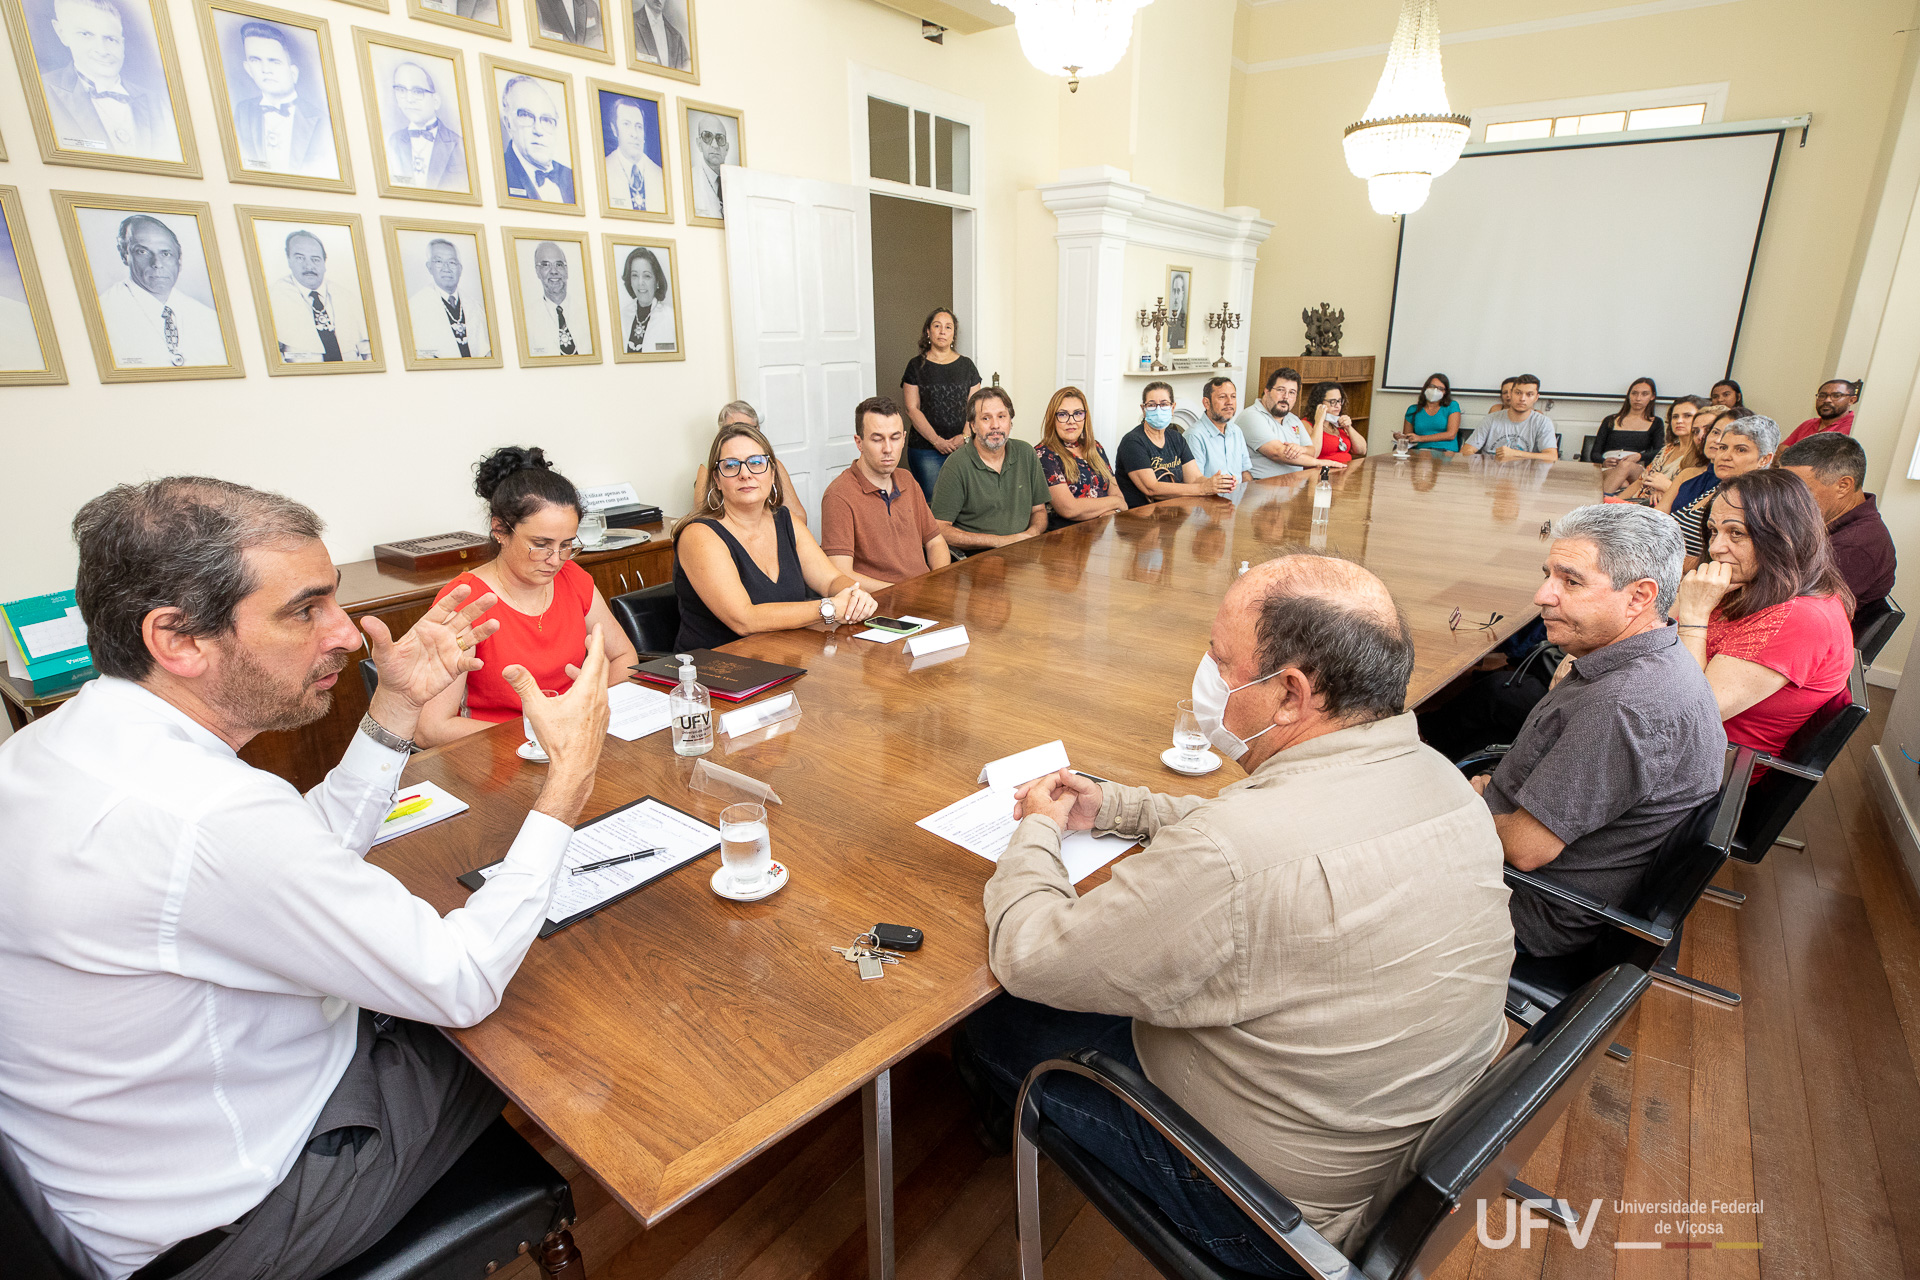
{"left": 819, "top": 598, "right": 837, "bottom": 626}
{"left": 358, "top": 711, "right": 417, "bottom": 755}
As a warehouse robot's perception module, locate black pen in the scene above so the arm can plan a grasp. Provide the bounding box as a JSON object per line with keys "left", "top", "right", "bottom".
{"left": 571, "top": 848, "right": 662, "bottom": 875}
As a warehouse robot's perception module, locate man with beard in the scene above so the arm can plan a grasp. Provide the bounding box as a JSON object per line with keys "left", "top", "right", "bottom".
{"left": 0, "top": 477, "right": 610, "bottom": 1279}
{"left": 266, "top": 228, "right": 369, "bottom": 362}
{"left": 96, "top": 213, "right": 226, "bottom": 368}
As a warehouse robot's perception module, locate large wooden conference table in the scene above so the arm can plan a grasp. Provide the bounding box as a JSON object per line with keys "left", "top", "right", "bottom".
{"left": 370, "top": 452, "right": 1601, "bottom": 1277}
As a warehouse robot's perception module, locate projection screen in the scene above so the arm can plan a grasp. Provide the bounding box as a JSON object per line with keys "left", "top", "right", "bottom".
{"left": 1382, "top": 129, "right": 1785, "bottom": 398}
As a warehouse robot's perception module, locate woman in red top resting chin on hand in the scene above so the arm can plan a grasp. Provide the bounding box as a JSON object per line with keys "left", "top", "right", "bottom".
{"left": 415, "top": 445, "right": 638, "bottom": 747}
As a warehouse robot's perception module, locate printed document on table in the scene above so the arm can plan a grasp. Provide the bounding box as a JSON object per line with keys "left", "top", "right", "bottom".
{"left": 607, "top": 681, "right": 672, "bottom": 740}
{"left": 917, "top": 783, "right": 1134, "bottom": 884}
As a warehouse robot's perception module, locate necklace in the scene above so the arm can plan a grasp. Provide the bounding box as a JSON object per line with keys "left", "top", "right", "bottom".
{"left": 485, "top": 570, "right": 555, "bottom": 631}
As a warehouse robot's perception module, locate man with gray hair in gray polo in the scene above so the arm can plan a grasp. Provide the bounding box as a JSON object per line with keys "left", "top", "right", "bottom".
{"left": 1476, "top": 503, "right": 1726, "bottom": 956}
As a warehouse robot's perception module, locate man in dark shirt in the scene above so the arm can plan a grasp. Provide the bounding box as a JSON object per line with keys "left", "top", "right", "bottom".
{"left": 1781, "top": 433, "right": 1896, "bottom": 612}
{"left": 1478, "top": 504, "right": 1726, "bottom": 956}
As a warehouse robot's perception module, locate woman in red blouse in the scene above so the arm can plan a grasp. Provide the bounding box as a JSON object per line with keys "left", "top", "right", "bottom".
{"left": 1301, "top": 381, "right": 1367, "bottom": 467}
{"left": 1672, "top": 468, "right": 1853, "bottom": 762}
{"left": 415, "top": 446, "right": 638, "bottom": 747}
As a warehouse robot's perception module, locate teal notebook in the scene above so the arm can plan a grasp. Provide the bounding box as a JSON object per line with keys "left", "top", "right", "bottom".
{"left": 1, "top": 590, "right": 96, "bottom": 693}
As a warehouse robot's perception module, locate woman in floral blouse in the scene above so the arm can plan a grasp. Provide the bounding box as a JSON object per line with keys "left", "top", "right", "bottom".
{"left": 1035, "top": 386, "right": 1127, "bottom": 531}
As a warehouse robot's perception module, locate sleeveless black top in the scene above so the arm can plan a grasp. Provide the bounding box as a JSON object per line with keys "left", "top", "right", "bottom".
{"left": 673, "top": 506, "right": 813, "bottom": 650}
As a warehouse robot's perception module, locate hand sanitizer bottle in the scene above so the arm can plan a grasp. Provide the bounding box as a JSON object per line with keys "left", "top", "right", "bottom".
{"left": 670, "top": 654, "right": 713, "bottom": 756}
{"left": 1313, "top": 466, "right": 1333, "bottom": 515}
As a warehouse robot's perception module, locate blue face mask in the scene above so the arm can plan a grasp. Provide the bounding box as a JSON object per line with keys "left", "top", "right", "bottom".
{"left": 1144, "top": 405, "right": 1173, "bottom": 430}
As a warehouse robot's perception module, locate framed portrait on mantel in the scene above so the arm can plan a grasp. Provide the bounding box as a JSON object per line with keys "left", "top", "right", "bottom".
{"left": 525, "top": 0, "right": 608, "bottom": 63}
{"left": 626, "top": 0, "right": 694, "bottom": 84}
{"left": 0, "top": 0, "right": 200, "bottom": 175}
{"left": 678, "top": 97, "right": 740, "bottom": 229}
{"left": 1165, "top": 264, "right": 1192, "bottom": 354}
{"left": 354, "top": 27, "right": 480, "bottom": 204}
{"left": 588, "top": 80, "right": 669, "bottom": 222}
{"left": 235, "top": 206, "right": 384, "bottom": 375}
{"left": 405, "top": 0, "right": 507, "bottom": 41}
{"left": 501, "top": 226, "right": 598, "bottom": 367}
{"left": 53, "top": 190, "right": 245, "bottom": 382}
{"left": 194, "top": 0, "right": 353, "bottom": 192}
{"left": 0, "top": 185, "right": 67, "bottom": 386}
{"left": 602, "top": 233, "right": 680, "bottom": 362}
{"left": 483, "top": 55, "right": 583, "bottom": 215}
{"left": 382, "top": 215, "right": 501, "bottom": 371}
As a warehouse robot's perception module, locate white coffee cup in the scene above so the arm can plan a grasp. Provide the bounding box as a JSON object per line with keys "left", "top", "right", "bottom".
{"left": 522, "top": 688, "right": 560, "bottom": 760}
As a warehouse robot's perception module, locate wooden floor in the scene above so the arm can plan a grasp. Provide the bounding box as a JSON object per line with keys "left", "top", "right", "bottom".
{"left": 495, "top": 687, "right": 1920, "bottom": 1280}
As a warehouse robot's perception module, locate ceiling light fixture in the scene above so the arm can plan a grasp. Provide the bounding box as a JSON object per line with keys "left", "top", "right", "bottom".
{"left": 994, "top": 0, "right": 1155, "bottom": 93}
{"left": 1343, "top": 0, "right": 1470, "bottom": 215}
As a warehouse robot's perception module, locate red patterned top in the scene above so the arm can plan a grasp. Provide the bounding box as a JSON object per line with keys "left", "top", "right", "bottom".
{"left": 1707, "top": 593, "right": 1852, "bottom": 761}
{"left": 433, "top": 560, "right": 596, "bottom": 723}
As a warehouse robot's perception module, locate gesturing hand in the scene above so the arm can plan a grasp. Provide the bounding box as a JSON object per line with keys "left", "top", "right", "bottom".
{"left": 506, "top": 625, "right": 611, "bottom": 774}
{"left": 362, "top": 582, "right": 500, "bottom": 712}
{"left": 1673, "top": 560, "right": 1735, "bottom": 627}
{"left": 1012, "top": 769, "right": 1102, "bottom": 831}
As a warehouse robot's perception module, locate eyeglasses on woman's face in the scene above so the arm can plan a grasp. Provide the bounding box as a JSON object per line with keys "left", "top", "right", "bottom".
{"left": 1055, "top": 408, "right": 1087, "bottom": 423}
{"left": 525, "top": 536, "right": 581, "bottom": 562}
{"left": 717, "top": 453, "right": 772, "bottom": 478}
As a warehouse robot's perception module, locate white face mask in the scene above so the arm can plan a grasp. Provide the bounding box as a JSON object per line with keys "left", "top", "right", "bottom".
{"left": 1424, "top": 386, "right": 1444, "bottom": 403}
{"left": 1191, "top": 653, "right": 1280, "bottom": 763}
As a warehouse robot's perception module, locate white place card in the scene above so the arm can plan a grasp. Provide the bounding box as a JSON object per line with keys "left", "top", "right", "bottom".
{"left": 905, "top": 625, "right": 969, "bottom": 657}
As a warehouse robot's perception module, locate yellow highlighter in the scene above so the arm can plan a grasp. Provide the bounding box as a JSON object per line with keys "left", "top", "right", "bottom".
{"left": 384, "top": 794, "right": 433, "bottom": 824}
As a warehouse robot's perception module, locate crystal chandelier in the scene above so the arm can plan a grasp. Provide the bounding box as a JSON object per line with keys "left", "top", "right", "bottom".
{"left": 1343, "top": 0, "right": 1470, "bottom": 215}
{"left": 994, "top": 0, "right": 1155, "bottom": 93}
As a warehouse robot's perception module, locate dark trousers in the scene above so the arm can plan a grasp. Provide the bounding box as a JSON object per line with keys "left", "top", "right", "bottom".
{"left": 906, "top": 447, "right": 945, "bottom": 504}
{"left": 954, "top": 994, "right": 1307, "bottom": 1278}
{"left": 169, "top": 1012, "right": 504, "bottom": 1280}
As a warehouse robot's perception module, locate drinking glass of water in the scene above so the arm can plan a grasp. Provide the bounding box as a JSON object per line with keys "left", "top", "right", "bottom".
{"left": 578, "top": 510, "right": 608, "bottom": 548}
{"left": 1173, "top": 699, "right": 1208, "bottom": 770}
{"left": 719, "top": 802, "right": 772, "bottom": 893}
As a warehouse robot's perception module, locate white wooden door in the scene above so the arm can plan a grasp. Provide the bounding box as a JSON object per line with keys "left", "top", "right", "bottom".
{"left": 721, "top": 164, "right": 875, "bottom": 518}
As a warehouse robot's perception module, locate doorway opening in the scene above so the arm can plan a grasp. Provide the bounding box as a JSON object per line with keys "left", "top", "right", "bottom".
{"left": 870, "top": 193, "right": 974, "bottom": 404}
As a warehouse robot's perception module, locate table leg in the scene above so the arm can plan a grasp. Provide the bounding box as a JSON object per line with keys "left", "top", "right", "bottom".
{"left": 863, "top": 1069, "right": 895, "bottom": 1280}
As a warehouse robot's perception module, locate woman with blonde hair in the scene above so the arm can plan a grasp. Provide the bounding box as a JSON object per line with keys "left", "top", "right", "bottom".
{"left": 1034, "top": 386, "right": 1127, "bottom": 529}
{"left": 674, "top": 419, "right": 874, "bottom": 650}
{"left": 691, "top": 400, "right": 808, "bottom": 526}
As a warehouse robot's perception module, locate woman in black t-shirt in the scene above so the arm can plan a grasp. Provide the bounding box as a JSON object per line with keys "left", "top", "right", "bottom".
{"left": 900, "top": 307, "right": 981, "bottom": 502}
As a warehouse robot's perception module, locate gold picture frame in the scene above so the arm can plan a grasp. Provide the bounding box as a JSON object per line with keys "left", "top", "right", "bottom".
{"left": 482, "top": 55, "right": 584, "bottom": 216}
{"left": 524, "top": 0, "right": 610, "bottom": 63}
{"left": 194, "top": 0, "right": 354, "bottom": 193}
{"left": 1164, "top": 264, "right": 1192, "bottom": 354}
{"left": 0, "top": 184, "right": 68, "bottom": 386}
{"left": 588, "top": 79, "right": 671, "bottom": 223}
{"left": 602, "top": 233, "right": 681, "bottom": 363}
{"left": 234, "top": 205, "right": 385, "bottom": 376}
{"left": 382, "top": 215, "right": 503, "bottom": 371}
{"left": 677, "top": 96, "right": 741, "bottom": 230}
{"left": 353, "top": 27, "right": 482, "bottom": 206}
{"left": 501, "top": 225, "right": 599, "bottom": 367}
{"left": 53, "top": 190, "right": 245, "bottom": 383}
{"left": 1, "top": 0, "right": 201, "bottom": 176}
{"left": 624, "top": 0, "right": 696, "bottom": 84}
{"left": 405, "top": 0, "right": 508, "bottom": 41}
{"left": 328, "top": 0, "right": 386, "bottom": 10}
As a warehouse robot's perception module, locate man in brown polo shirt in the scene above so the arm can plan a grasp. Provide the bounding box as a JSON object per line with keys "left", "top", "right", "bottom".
{"left": 820, "top": 395, "right": 952, "bottom": 590}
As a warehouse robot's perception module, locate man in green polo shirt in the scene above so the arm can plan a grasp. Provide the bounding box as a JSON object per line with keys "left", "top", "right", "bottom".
{"left": 931, "top": 387, "right": 1049, "bottom": 551}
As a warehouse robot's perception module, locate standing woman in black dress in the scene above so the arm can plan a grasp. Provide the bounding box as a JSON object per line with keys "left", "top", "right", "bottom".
{"left": 900, "top": 307, "right": 982, "bottom": 502}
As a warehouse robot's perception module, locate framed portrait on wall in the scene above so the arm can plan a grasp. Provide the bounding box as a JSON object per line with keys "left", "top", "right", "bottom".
{"left": 602, "top": 233, "right": 679, "bottom": 362}
{"left": 501, "top": 226, "right": 597, "bottom": 366}
{"left": 482, "top": 55, "right": 583, "bottom": 215}
{"left": 588, "top": 80, "right": 669, "bottom": 222}
{"left": 0, "top": 185, "right": 67, "bottom": 386}
{"left": 235, "top": 206, "right": 383, "bottom": 375}
{"left": 525, "top": 0, "right": 608, "bottom": 63}
{"left": 1, "top": 0, "right": 200, "bottom": 175}
{"left": 382, "top": 215, "right": 501, "bottom": 370}
{"left": 626, "top": 0, "right": 694, "bottom": 84}
{"left": 53, "top": 190, "right": 244, "bottom": 382}
{"left": 1165, "top": 264, "right": 1192, "bottom": 354}
{"left": 678, "top": 97, "right": 740, "bottom": 229}
{"left": 405, "top": 0, "right": 507, "bottom": 41}
{"left": 194, "top": 0, "right": 353, "bottom": 192}
{"left": 354, "top": 28, "right": 480, "bottom": 204}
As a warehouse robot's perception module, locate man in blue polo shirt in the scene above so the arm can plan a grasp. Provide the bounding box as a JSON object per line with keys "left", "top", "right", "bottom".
{"left": 1186, "top": 376, "right": 1252, "bottom": 492}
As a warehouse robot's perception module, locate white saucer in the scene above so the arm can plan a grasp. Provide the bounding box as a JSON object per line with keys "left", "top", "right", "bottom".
{"left": 1162, "top": 746, "right": 1223, "bottom": 776}
{"left": 712, "top": 860, "right": 788, "bottom": 902}
{"left": 516, "top": 741, "right": 549, "bottom": 763}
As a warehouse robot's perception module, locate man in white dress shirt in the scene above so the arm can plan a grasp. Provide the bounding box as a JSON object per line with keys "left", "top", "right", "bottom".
{"left": 521, "top": 240, "right": 590, "bottom": 357}
{"left": 603, "top": 96, "right": 663, "bottom": 213}
{"left": 689, "top": 108, "right": 729, "bottom": 219}
{"left": 267, "top": 229, "right": 369, "bottom": 363}
{"left": 0, "top": 477, "right": 610, "bottom": 1280}
{"left": 96, "top": 214, "right": 226, "bottom": 368}
{"left": 408, "top": 237, "right": 489, "bottom": 359}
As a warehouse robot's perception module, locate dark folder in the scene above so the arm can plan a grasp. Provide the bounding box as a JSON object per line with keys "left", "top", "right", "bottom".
{"left": 630, "top": 649, "right": 806, "bottom": 702}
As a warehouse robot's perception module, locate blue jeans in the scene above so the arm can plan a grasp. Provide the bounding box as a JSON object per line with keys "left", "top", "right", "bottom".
{"left": 955, "top": 995, "right": 1308, "bottom": 1277}
{"left": 906, "top": 447, "right": 946, "bottom": 504}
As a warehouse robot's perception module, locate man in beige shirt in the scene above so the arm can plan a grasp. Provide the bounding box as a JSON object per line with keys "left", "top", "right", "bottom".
{"left": 957, "top": 555, "right": 1514, "bottom": 1274}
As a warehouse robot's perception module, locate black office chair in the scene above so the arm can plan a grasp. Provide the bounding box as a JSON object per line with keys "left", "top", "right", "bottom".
{"left": 360, "top": 658, "right": 379, "bottom": 701}
{"left": 1854, "top": 596, "right": 1904, "bottom": 666}
{"left": 1577, "top": 434, "right": 1598, "bottom": 463}
{"left": 1012, "top": 964, "right": 1651, "bottom": 1280}
{"left": 609, "top": 583, "right": 680, "bottom": 656}
{"left": 2, "top": 1116, "right": 581, "bottom": 1280}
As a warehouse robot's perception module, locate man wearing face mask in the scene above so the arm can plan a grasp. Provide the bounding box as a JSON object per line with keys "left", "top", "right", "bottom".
{"left": 954, "top": 555, "right": 1514, "bottom": 1275}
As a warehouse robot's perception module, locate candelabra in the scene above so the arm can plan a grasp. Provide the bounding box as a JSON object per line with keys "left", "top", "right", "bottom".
{"left": 1137, "top": 297, "right": 1170, "bottom": 372}
{"left": 1206, "top": 303, "right": 1242, "bottom": 368}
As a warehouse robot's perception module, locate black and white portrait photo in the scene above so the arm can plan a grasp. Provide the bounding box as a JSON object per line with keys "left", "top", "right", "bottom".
{"left": 591, "top": 82, "right": 668, "bottom": 220}
{"left": 196, "top": 1, "right": 349, "bottom": 189}
{"left": 356, "top": 30, "right": 477, "bottom": 203}
{"left": 504, "top": 230, "right": 596, "bottom": 364}
{"left": 383, "top": 218, "right": 500, "bottom": 370}
{"left": 486, "top": 57, "right": 581, "bottom": 213}
{"left": 527, "top": 0, "right": 606, "bottom": 61}
{"left": 604, "top": 234, "right": 679, "bottom": 362}
{"left": 1166, "top": 264, "right": 1191, "bottom": 353}
{"left": 407, "top": 0, "right": 505, "bottom": 41}
{"left": 679, "top": 97, "right": 740, "bottom": 227}
{"left": 2, "top": 0, "right": 197, "bottom": 173}
{"left": 237, "top": 210, "right": 381, "bottom": 373}
{"left": 55, "top": 194, "right": 241, "bottom": 381}
{"left": 627, "top": 0, "right": 694, "bottom": 82}
{"left": 0, "top": 186, "right": 65, "bottom": 384}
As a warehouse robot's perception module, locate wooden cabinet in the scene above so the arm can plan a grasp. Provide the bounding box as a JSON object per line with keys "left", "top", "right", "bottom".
{"left": 581, "top": 543, "right": 666, "bottom": 602}
{"left": 1258, "top": 354, "right": 1376, "bottom": 437}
